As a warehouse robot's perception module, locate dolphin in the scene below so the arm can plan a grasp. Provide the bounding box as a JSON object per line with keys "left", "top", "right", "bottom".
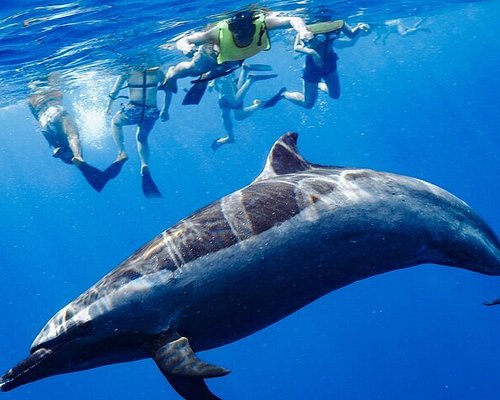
{"left": 1, "top": 132, "right": 499, "bottom": 399}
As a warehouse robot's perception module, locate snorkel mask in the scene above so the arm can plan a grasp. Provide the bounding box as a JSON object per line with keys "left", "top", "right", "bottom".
{"left": 228, "top": 11, "right": 256, "bottom": 44}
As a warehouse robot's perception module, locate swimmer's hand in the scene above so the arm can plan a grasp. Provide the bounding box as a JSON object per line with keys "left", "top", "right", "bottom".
{"left": 357, "top": 23, "right": 371, "bottom": 34}
{"left": 298, "top": 28, "right": 314, "bottom": 41}
{"left": 178, "top": 42, "right": 196, "bottom": 57}
{"left": 159, "top": 43, "right": 176, "bottom": 51}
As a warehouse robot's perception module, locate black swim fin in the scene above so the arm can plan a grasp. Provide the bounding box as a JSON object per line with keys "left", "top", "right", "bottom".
{"left": 192, "top": 63, "right": 242, "bottom": 83}
{"left": 103, "top": 159, "right": 127, "bottom": 180}
{"left": 263, "top": 87, "right": 286, "bottom": 109}
{"left": 483, "top": 298, "right": 500, "bottom": 306}
{"left": 77, "top": 162, "right": 108, "bottom": 192}
{"left": 182, "top": 81, "right": 208, "bottom": 105}
{"left": 211, "top": 136, "right": 234, "bottom": 152}
{"left": 248, "top": 73, "right": 278, "bottom": 82}
{"left": 142, "top": 171, "right": 163, "bottom": 198}
{"left": 243, "top": 63, "right": 273, "bottom": 72}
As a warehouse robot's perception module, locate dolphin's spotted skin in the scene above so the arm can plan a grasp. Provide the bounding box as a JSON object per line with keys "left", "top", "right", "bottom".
{"left": 2, "top": 133, "right": 500, "bottom": 399}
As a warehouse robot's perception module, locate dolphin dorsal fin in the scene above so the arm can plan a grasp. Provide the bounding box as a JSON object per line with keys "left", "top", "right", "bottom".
{"left": 255, "top": 132, "right": 313, "bottom": 182}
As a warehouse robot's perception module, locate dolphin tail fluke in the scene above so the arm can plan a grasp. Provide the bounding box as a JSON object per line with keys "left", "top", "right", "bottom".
{"left": 152, "top": 336, "right": 230, "bottom": 400}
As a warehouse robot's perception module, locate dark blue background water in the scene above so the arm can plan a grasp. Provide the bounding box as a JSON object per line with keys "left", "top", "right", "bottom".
{"left": 0, "top": 1, "right": 499, "bottom": 399}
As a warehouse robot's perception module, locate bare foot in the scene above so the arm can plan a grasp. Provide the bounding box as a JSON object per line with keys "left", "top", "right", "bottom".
{"left": 318, "top": 82, "right": 328, "bottom": 94}
{"left": 141, "top": 164, "right": 150, "bottom": 176}
{"left": 71, "top": 156, "right": 84, "bottom": 166}
{"left": 115, "top": 152, "right": 128, "bottom": 164}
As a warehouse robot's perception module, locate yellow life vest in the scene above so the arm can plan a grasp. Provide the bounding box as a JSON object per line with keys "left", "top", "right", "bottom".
{"left": 217, "top": 13, "right": 271, "bottom": 64}
{"left": 307, "top": 20, "right": 345, "bottom": 35}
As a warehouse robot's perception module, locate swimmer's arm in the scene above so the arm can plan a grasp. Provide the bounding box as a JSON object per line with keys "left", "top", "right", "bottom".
{"left": 176, "top": 27, "right": 218, "bottom": 56}
{"left": 265, "top": 13, "right": 313, "bottom": 40}
{"left": 106, "top": 75, "right": 127, "bottom": 114}
{"left": 293, "top": 34, "right": 318, "bottom": 56}
{"left": 341, "top": 22, "right": 371, "bottom": 39}
{"left": 160, "top": 91, "right": 170, "bottom": 122}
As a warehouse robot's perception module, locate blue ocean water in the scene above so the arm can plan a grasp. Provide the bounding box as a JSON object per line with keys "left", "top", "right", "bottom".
{"left": 0, "top": 0, "right": 499, "bottom": 399}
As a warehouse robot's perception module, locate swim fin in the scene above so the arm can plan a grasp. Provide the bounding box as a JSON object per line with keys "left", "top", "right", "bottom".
{"left": 483, "top": 298, "right": 500, "bottom": 306}
{"left": 248, "top": 73, "right": 278, "bottom": 82}
{"left": 142, "top": 171, "right": 163, "bottom": 198}
{"left": 77, "top": 162, "right": 108, "bottom": 192}
{"left": 263, "top": 87, "right": 286, "bottom": 109}
{"left": 211, "top": 136, "right": 234, "bottom": 152}
{"left": 192, "top": 63, "right": 242, "bottom": 83}
{"left": 103, "top": 158, "right": 127, "bottom": 180}
{"left": 243, "top": 63, "right": 273, "bottom": 71}
{"left": 182, "top": 81, "right": 208, "bottom": 105}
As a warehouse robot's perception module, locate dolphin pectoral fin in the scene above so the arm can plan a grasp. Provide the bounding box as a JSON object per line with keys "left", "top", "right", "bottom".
{"left": 152, "top": 336, "right": 229, "bottom": 400}
{"left": 152, "top": 336, "right": 230, "bottom": 378}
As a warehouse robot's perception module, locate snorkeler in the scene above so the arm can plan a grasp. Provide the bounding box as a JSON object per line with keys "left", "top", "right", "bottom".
{"left": 276, "top": 16, "right": 370, "bottom": 109}
{"left": 28, "top": 73, "right": 108, "bottom": 192}
{"left": 373, "top": 18, "right": 429, "bottom": 45}
{"left": 211, "top": 63, "right": 277, "bottom": 152}
{"left": 159, "top": 8, "right": 313, "bottom": 111}
{"left": 106, "top": 66, "right": 168, "bottom": 198}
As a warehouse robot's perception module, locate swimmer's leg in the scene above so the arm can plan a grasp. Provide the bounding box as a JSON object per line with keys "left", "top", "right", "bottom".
{"left": 59, "top": 112, "right": 84, "bottom": 164}
{"left": 234, "top": 100, "right": 262, "bottom": 121}
{"left": 136, "top": 124, "right": 155, "bottom": 176}
{"left": 111, "top": 110, "right": 131, "bottom": 163}
{"left": 212, "top": 107, "right": 234, "bottom": 152}
{"left": 282, "top": 81, "right": 318, "bottom": 109}
{"left": 322, "top": 70, "right": 340, "bottom": 100}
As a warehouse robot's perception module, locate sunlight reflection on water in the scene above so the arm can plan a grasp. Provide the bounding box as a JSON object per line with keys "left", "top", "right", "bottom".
{"left": 72, "top": 71, "right": 114, "bottom": 149}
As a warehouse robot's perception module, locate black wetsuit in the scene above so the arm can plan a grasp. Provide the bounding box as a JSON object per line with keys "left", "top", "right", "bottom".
{"left": 302, "top": 31, "right": 339, "bottom": 83}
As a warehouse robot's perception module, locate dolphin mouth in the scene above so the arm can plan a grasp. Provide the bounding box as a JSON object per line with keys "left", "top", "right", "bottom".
{"left": 0, "top": 348, "right": 53, "bottom": 392}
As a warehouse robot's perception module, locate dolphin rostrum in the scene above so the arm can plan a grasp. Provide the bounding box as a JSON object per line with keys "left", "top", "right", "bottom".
{"left": 1, "top": 133, "right": 499, "bottom": 399}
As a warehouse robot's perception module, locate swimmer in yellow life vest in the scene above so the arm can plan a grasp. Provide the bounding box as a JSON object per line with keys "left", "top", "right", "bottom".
{"left": 159, "top": 8, "right": 313, "bottom": 112}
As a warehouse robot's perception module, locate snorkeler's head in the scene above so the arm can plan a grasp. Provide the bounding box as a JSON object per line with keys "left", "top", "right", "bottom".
{"left": 228, "top": 10, "right": 256, "bottom": 45}
{"left": 310, "top": 6, "right": 333, "bottom": 23}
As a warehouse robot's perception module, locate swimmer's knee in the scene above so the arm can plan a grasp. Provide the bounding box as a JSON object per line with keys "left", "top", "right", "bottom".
{"left": 137, "top": 130, "right": 150, "bottom": 143}
{"left": 111, "top": 114, "right": 122, "bottom": 125}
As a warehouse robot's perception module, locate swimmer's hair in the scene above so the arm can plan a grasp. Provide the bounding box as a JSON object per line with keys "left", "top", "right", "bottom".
{"left": 308, "top": 6, "right": 333, "bottom": 24}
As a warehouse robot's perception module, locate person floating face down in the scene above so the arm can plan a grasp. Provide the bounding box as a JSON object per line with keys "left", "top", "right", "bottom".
{"left": 106, "top": 65, "right": 168, "bottom": 198}
{"left": 159, "top": 9, "right": 314, "bottom": 112}
{"left": 280, "top": 19, "right": 371, "bottom": 109}
{"left": 28, "top": 73, "right": 108, "bottom": 192}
